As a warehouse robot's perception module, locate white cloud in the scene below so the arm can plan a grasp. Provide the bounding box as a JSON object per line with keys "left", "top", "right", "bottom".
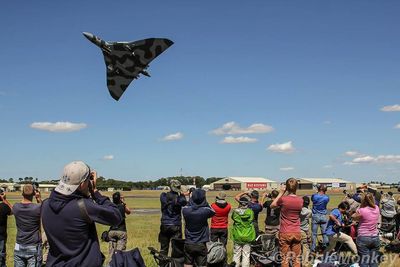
{"left": 381, "top": 104, "right": 400, "bottom": 112}
{"left": 352, "top": 156, "right": 376, "bottom": 164}
{"left": 221, "top": 136, "right": 258, "bottom": 144}
{"left": 344, "top": 162, "right": 357, "bottom": 166}
{"left": 161, "top": 132, "right": 183, "bottom": 141}
{"left": 345, "top": 151, "right": 360, "bottom": 157}
{"left": 267, "top": 141, "right": 295, "bottom": 153}
{"left": 103, "top": 155, "right": 114, "bottom": 160}
{"left": 211, "top": 121, "right": 274, "bottom": 135}
{"left": 345, "top": 154, "right": 400, "bottom": 165}
{"left": 30, "top": 121, "right": 87, "bottom": 132}
{"left": 394, "top": 124, "right": 400, "bottom": 129}
{"left": 323, "top": 165, "right": 333, "bottom": 169}
{"left": 280, "top": 167, "right": 294, "bottom": 171}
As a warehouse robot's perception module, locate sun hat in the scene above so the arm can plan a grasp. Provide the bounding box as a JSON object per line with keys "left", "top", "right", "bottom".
{"left": 216, "top": 192, "right": 227, "bottom": 200}
{"left": 170, "top": 180, "right": 181, "bottom": 193}
{"left": 55, "top": 161, "right": 91, "bottom": 196}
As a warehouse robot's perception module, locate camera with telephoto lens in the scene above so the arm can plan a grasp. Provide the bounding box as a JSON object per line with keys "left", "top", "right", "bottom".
{"left": 0, "top": 188, "right": 4, "bottom": 195}
{"left": 32, "top": 182, "right": 39, "bottom": 192}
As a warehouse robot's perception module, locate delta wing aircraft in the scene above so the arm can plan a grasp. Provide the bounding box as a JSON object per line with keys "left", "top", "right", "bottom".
{"left": 83, "top": 32, "right": 173, "bottom": 101}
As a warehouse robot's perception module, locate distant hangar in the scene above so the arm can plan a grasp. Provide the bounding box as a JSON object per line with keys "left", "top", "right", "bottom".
{"left": 297, "top": 178, "right": 356, "bottom": 191}
{"left": 210, "top": 177, "right": 279, "bottom": 191}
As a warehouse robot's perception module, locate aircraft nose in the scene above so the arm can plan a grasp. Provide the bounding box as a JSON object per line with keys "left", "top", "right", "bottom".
{"left": 82, "top": 32, "right": 94, "bottom": 40}
{"left": 165, "top": 39, "right": 174, "bottom": 47}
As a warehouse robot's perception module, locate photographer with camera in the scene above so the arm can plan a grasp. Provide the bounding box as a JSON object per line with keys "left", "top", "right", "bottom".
{"left": 261, "top": 190, "right": 280, "bottom": 235}
{"left": 41, "top": 161, "right": 122, "bottom": 267}
{"left": 271, "top": 179, "right": 303, "bottom": 267}
{"left": 108, "top": 192, "right": 131, "bottom": 256}
{"left": 13, "top": 183, "right": 42, "bottom": 267}
{"left": 323, "top": 202, "right": 357, "bottom": 255}
{"left": 311, "top": 184, "right": 330, "bottom": 252}
{"left": 0, "top": 188, "right": 13, "bottom": 267}
{"left": 235, "top": 190, "right": 263, "bottom": 236}
{"left": 159, "top": 179, "right": 187, "bottom": 256}
{"left": 210, "top": 192, "right": 231, "bottom": 247}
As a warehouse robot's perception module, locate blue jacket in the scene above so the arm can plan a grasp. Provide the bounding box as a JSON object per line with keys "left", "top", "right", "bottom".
{"left": 182, "top": 189, "right": 215, "bottom": 244}
{"left": 160, "top": 191, "right": 187, "bottom": 226}
{"left": 42, "top": 191, "right": 122, "bottom": 267}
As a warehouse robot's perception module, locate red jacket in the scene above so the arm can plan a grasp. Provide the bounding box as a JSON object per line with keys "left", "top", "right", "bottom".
{"left": 211, "top": 202, "right": 231, "bottom": 229}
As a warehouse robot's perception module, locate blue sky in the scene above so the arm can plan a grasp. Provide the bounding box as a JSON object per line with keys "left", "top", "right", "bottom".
{"left": 1, "top": 1, "right": 399, "bottom": 182}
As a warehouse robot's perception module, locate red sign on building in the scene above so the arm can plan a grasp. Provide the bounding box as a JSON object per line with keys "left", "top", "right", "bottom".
{"left": 246, "top": 182, "right": 267, "bottom": 189}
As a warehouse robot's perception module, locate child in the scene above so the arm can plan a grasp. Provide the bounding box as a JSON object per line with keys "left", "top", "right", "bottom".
{"left": 300, "top": 196, "right": 312, "bottom": 264}
{"left": 232, "top": 196, "right": 256, "bottom": 267}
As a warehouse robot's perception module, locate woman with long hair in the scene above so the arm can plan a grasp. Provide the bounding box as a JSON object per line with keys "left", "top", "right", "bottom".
{"left": 352, "top": 193, "right": 380, "bottom": 267}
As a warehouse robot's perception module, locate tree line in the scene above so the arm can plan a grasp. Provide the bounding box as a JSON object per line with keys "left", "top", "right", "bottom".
{"left": 0, "top": 176, "right": 223, "bottom": 190}
{"left": 95, "top": 176, "right": 222, "bottom": 190}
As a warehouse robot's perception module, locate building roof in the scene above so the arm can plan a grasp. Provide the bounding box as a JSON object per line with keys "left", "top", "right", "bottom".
{"left": 298, "top": 178, "right": 353, "bottom": 184}
{"left": 213, "top": 177, "right": 277, "bottom": 183}
{"left": 38, "top": 184, "right": 58, "bottom": 188}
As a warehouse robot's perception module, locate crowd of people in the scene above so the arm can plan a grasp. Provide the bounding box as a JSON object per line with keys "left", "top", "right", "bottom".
{"left": 0, "top": 161, "right": 399, "bottom": 267}
{"left": 160, "top": 178, "right": 400, "bottom": 267}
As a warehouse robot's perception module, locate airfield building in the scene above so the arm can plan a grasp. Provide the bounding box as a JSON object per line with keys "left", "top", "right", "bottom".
{"left": 296, "top": 178, "right": 356, "bottom": 191}
{"left": 210, "top": 177, "right": 278, "bottom": 191}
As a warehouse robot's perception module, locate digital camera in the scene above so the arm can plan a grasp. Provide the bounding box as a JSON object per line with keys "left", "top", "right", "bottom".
{"left": 32, "top": 182, "right": 39, "bottom": 192}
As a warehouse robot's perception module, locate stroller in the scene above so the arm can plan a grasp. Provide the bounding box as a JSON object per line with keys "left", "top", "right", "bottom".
{"left": 379, "top": 216, "right": 397, "bottom": 246}
{"left": 148, "top": 238, "right": 185, "bottom": 267}
{"left": 149, "top": 239, "right": 226, "bottom": 267}
{"left": 250, "top": 233, "right": 281, "bottom": 267}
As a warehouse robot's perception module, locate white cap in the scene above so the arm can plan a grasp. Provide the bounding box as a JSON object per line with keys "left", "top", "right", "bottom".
{"left": 55, "top": 161, "right": 90, "bottom": 195}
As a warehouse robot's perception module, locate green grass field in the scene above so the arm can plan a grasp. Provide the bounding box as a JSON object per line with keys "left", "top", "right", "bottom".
{"left": 3, "top": 190, "right": 400, "bottom": 266}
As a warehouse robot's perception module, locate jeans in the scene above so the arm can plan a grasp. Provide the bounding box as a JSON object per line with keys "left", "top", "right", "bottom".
{"left": 356, "top": 236, "right": 380, "bottom": 267}
{"left": 311, "top": 213, "right": 328, "bottom": 251}
{"left": 14, "top": 244, "right": 42, "bottom": 267}
{"left": 0, "top": 239, "right": 6, "bottom": 267}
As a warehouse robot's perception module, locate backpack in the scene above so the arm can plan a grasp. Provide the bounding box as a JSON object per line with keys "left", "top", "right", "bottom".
{"left": 207, "top": 241, "right": 226, "bottom": 264}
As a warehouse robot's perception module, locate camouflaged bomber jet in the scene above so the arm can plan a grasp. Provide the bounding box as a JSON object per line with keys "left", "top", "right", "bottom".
{"left": 83, "top": 32, "right": 173, "bottom": 101}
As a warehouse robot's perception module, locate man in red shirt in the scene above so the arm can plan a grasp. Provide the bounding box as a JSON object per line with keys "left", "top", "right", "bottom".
{"left": 210, "top": 192, "right": 231, "bottom": 246}
{"left": 271, "top": 178, "right": 303, "bottom": 267}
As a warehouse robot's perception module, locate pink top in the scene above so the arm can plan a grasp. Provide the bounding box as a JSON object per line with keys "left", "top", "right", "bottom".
{"left": 357, "top": 205, "right": 380, "bottom": 236}
{"left": 277, "top": 195, "right": 303, "bottom": 233}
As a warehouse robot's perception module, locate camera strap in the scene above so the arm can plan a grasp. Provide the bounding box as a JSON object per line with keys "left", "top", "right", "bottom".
{"left": 77, "top": 199, "right": 92, "bottom": 224}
